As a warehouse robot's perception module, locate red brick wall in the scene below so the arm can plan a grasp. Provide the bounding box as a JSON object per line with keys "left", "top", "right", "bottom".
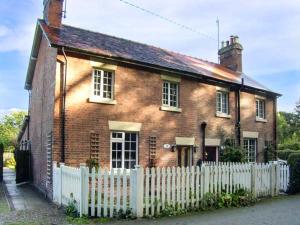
{"left": 27, "top": 36, "right": 57, "bottom": 197}
{"left": 26, "top": 46, "right": 276, "bottom": 195}
{"left": 52, "top": 52, "right": 275, "bottom": 169}
{"left": 240, "top": 92, "right": 275, "bottom": 162}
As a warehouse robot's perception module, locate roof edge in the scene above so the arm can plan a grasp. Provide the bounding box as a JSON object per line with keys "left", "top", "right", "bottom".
{"left": 17, "top": 116, "right": 29, "bottom": 142}
{"left": 24, "top": 20, "right": 51, "bottom": 90}
{"left": 54, "top": 44, "right": 281, "bottom": 97}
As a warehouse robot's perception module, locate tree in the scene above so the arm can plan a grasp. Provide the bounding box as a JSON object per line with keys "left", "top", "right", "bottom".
{"left": 0, "top": 111, "right": 27, "bottom": 152}
{"left": 277, "top": 99, "right": 300, "bottom": 150}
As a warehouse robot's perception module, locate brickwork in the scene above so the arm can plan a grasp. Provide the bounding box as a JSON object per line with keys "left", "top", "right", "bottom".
{"left": 25, "top": 36, "right": 57, "bottom": 197}
{"left": 52, "top": 52, "right": 275, "bottom": 169}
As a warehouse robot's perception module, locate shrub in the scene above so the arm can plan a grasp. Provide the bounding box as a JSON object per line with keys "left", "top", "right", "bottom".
{"left": 220, "top": 146, "right": 245, "bottom": 162}
{"left": 287, "top": 153, "right": 300, "bottom": 194}
{"left": 86, "top": 158, "right": 99, "bottom": 170}
{"left": 278, "top": 142, "right": 300, "bottom": 151}
{"left": 65, "top": 193, "right": 79, "bottom": 218}
{"left": 4, "top": 157, "right": 16, "bottom": 169}
{"left": 277, "top": 150, "right": 299, "bottom": 160}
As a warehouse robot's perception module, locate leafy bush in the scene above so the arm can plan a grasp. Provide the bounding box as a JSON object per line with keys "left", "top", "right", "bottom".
{"left": 220, "top": 146, "right": 245, "bottom": 162}
{"left": 4, "top": 157, "right": 16, "bottom": 169}
{"left": 113, "top": 208, "right": 136, "bottom": 219}
{"left": 65, "top": 193, "right": 79, "bottom": 218}
{"left": 86, "top": 158, "right": 99, "bottom": 170}
{"left": 287, "top": 153, "right": 300, "bottom": 194}
{"left": 277, "top": 150, "right": 299, "bottom": 160}
{"left": 278, "top": 142, "right": 300, "bottom": 151}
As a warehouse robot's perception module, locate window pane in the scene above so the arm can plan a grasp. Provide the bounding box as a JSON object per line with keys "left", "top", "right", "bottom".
{"left": 102, "top": 71, "right": 113, "bottom": 99}
{"left": 111, "top": 132, "right": 138, "bottom": 169}
{"left": 169, "top": 83, "right": 178, "bottom": 107}
{"left": 93, "top": 70, "right": 101, "bottom": 96}
{"left": 162, "top": 82, "right": 169, "bottom": 105}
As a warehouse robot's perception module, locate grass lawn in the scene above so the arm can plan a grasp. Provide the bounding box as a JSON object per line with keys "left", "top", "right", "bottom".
{"left": 0, "top": 183, "right": 10, "bottom": 214}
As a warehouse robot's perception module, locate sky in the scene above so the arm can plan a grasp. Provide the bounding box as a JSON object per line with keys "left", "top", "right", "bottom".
{"left": 0, "top": 0, "right": 300, "bottom": 116}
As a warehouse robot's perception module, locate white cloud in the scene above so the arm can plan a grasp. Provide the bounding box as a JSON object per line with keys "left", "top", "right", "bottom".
{"left": 0, "top": 23, "right": 36, "bottom": 53}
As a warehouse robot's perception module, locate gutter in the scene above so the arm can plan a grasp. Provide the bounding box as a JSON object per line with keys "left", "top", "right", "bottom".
{"left": 24, "top": 21, "right": 281, "bottom": 98}
{"left": 50, "top": 45, "right": 282, "bottom": 98}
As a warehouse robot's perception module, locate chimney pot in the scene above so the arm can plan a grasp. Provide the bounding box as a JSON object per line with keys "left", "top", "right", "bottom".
{"left": 218, "top": 35, "right": 243, "bottom": 73}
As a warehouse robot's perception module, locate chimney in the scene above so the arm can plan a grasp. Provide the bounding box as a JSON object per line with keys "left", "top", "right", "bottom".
{"left": 43, "top": 0, "right": 64, "bottom": 27}
{"left": 218, "top": 35, "right": 243, "bottom": 73}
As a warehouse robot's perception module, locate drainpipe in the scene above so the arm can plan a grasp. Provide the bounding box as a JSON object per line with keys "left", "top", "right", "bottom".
{"left": 274, "top": 96, "right": 278, "bottom": 159}
{"left": 236, "top": 78, "right": 244, "bottom": 146}
{"left": 61, "top": 47, "right": 68, "bottom": 163}
{"left": 201, "top": 122, "right": 207, "bottom": 160}
{"left": 27, "top": 90, "right": 31, "bottom": 140}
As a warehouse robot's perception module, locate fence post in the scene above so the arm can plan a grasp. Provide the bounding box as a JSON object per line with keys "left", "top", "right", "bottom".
{"left": 59, "top": 163, "right": 65, "bottom": 206}
{"left": 270, "top": 163, "right": 276, "bottom": 197}
{"left": 251, "top": 164, "right": 256, "bottom": 198}
{"left": 79, "top": 163, "right": 88, "bottom": 217}
{"left": 134, "top": 165, "right": 144, "bottom": 218}
{"left": 52, "top": 161, "right": 60, "bottom": 204}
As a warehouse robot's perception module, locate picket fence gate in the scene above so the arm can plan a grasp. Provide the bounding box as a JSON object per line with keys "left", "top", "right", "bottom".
{"left": 52, "top": 162, "right": 290, "bottom": 218}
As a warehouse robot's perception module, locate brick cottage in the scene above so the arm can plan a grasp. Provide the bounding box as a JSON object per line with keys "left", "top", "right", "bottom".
{"left": 18, "top": 0, "right": 280, "bottom": 197}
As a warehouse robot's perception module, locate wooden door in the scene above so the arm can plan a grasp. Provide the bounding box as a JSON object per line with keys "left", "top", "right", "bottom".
{"left": 178, "top": 146, "right": 192, "bottom": 167}
{"left": 204, "top": 146, "right": 217, "bottom": 162}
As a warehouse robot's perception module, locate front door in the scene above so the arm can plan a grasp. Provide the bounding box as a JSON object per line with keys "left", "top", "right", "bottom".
{"left": 204, "top": 146, "right": 217, "bottom": 162}
{"left": 178, "top": 146, "right": 192, "bottom": 167}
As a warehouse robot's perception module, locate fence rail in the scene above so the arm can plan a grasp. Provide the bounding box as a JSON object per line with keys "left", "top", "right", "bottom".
{"left": 52, "top": 162, "right": 290, "bottom": 218}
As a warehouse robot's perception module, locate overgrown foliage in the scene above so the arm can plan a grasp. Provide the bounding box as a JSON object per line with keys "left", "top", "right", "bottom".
{"left": 277, "top": 105, "right": 300, "bottom": 151}
{"left": 158, "top": 188, "right": 255, "bottom": 217}
{"left": 220, "top": 139, "right": 245, "bottom": 162}
{"left": 4, "top": 157, "right": 16, "bottom": 169}
{"left": 86, "top": 158, "right": 99, "bottom": 170}
{"left": 277, "top": 150, "right": 299, "bottom": 160}
{"left": 65, "top": 194, "right": 79, "bottom": 218}
{"left": 0, "top": 111, "right": 27, "bottom": 152}
{"left": 287, "top": 153, "right": 300, "bottom": 194}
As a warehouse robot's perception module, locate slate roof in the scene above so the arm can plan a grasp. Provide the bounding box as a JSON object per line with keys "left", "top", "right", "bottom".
{"left": 37, "top": 19, "right": 277, "bottom": 95}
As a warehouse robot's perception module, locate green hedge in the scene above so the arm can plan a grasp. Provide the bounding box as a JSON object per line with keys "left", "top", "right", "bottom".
{"left": 277, "top": 150, "right": 299, "bottom": 160}
{"left": 287, "top": 153, "right": 300, "bottom": 194}
{"left": 278, "top": 142, "right": 300, "bottom": 151}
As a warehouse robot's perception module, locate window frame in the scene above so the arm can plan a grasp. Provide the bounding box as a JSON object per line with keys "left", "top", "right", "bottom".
{"left": 256, "top": 99, "right": 266, "bottom": 120}
{"left": 216, "top": 90, "right": 229, "bottom": 115}
{"left": 110, "top": 131, "right": 139, "bottom": 170}
{"left": 91, "top": 68, "right": 115, "bottom": 101}
{"left": 162, "top": 80, "right": 179, "bottom": 108}
{"left": 243, "top": 138, "right": 257, "bottom": 163}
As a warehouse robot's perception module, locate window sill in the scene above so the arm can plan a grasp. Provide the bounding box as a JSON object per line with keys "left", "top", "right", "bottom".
{"left": 88, "top": 97, "right": 117, "bottom": 105}
{"left": 216, "top": 112, "right": 231, "bottom": 119}
{"left": 160, "top": 106, "right": 182, "bottom": 113}
{"left": 256, "top": 117, "right": 267, "bottom": 123}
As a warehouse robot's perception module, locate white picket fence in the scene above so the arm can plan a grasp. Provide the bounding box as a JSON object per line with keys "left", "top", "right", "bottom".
{"left": 52, "top": 162, "right": 290, "bottom": 218}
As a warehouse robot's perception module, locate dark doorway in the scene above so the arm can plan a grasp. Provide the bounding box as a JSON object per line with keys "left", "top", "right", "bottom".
{"left": 178, "top": 146, "right": 192, "bottom": 167}
{"left": 204, "top": 146, "right": 217, "bottom": 162}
